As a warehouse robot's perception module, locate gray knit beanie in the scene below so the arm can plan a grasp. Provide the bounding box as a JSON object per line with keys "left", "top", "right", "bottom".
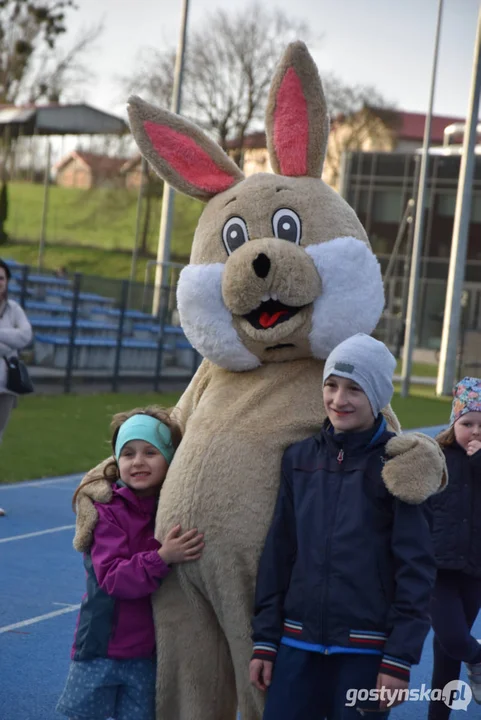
{"left": 323, "top": 333, "right": 396, "bottom": 417}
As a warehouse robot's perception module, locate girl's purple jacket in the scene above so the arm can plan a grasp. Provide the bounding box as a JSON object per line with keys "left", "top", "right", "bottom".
{"left": 71, "top": 483, "right": 170, "bottom": 661}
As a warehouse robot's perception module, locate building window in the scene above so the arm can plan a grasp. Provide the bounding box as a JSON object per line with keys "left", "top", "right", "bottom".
{"left": 372, "top": 190, "right": 402, "bottom": 223}
{"left": 470, "top": 194, "right": 481, "bottom": 222}
{"left": 437, "top": 192, "right": 456, "bottom": 217}
{"left": 347, "top": 188, "right": 369, "bottom": 214}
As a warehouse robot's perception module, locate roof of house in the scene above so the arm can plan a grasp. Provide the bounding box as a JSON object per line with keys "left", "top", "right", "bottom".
{"left": 54, "top": 151, "right": 131, "bottom": 175}
{"left": 226, "top": 131, "right": 267, "bottom": 151}
{"left": 120, "top": 154, "right": 142, "bottom": 173}
{"left": 396, "top": 111, "right": 467, "bottom": 143}
{"left": 225, "top": 111, "right": 478, "bottom": 151}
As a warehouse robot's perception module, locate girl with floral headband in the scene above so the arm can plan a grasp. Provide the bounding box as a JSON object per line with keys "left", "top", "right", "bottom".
{"left": 428, "top": 377, "right": 481, "bottom": 719}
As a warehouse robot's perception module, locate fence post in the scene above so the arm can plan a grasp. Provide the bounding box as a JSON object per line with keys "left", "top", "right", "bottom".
{"left": 64, "top": 273, "right": 81, "bottom": 394}
{"left": 191, "top": 348, "right": 201, "bottom": 378}
{"left": 19, "top": 264, "right": 29, "bottom": 309}
{"left": 112, "top": 280, "right": 129, "bottom": 393}
{"left": 153, "top": 285, "right": 169, "bottom": 392}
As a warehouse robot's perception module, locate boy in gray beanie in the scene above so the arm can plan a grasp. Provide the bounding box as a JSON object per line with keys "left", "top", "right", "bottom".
{"left": 322, "top": 333, "right": 396, "bottom": 433}
{"left": 251, "top": 334, "right": 435, "bottom": 718}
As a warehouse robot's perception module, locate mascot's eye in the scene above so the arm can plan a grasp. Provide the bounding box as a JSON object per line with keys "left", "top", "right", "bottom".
{"left": 272, "top": 208, "right": 301, "bottom": 244}
{"left": 222, "top": 217, "right": 249, "bottom": 255}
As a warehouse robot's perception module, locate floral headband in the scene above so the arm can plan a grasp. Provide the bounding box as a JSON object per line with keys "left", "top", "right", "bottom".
{"left": 450, "top": 376, "right": 481, "bottom": 425}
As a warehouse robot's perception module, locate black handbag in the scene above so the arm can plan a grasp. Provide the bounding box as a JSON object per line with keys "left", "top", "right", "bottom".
{"left": 3, "top": 355, "right": 34, "bottom": 395}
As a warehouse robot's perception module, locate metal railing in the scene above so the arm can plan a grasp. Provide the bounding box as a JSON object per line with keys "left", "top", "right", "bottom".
{"left": 9, "top": 260, "right": 200, "bottom": 394}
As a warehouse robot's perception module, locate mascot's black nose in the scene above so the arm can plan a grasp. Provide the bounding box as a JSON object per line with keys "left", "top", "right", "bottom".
{"left": 252, "top": 253, "right": 271, "bottom": 279}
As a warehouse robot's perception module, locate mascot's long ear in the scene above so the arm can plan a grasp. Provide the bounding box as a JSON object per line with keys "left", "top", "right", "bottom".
{"left": 127, "top": 96, "right": 245, "bottom": 202}
{"left": 265, "top": 41, "right": 329, "bottom": 178}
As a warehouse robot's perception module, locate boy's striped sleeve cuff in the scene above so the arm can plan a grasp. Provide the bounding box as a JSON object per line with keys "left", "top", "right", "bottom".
{"left": 252, "top": 642, "right": 278, "bottom": 661}
{"left": 380, "top": 654, "right": 411, "bottom": 681}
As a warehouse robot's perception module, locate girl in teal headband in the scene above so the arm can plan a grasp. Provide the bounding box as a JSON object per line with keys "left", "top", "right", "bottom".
{"left": 59, "top": 407, "right": 204, "bottom": 720}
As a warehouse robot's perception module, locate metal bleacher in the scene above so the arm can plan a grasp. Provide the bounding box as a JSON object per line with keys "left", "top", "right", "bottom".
{"left": 6, "top": 259, "right": 196, "bottom": 380}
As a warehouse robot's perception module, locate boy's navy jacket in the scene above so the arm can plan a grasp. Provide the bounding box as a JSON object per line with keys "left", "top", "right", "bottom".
{"left": 428, "top": 444, "right": 481, "bottom": 578}
{"left": 251, "top": 415, "right": 436, "bottom": 681}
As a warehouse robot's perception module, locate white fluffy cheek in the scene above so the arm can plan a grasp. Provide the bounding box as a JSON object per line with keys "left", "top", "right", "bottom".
{"left": 306, "top": 237, "right": 385, "bottom": 359}
{"left": 176, "top": 263, "right": 260, "bottom": 372}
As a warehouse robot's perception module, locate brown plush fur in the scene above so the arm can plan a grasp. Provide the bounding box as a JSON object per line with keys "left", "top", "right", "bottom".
{"left": 127, "top": 96, "right": 244, "bottom": 201}
{"left": 74, "top": 42, "right": 447, "bottom": 720}
{"left": 265, "top": 40, "right": 329, "bottom": 177}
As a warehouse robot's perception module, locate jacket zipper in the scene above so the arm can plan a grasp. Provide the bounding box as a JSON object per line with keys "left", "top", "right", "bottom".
{"left": 321, "top": 453, "right": 344, "bottom": 648}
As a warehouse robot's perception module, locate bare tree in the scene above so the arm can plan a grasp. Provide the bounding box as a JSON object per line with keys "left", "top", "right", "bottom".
{"left": 0, "top": 0, "right": 78, "bottom": 104}
{"left": 122, "top": 3, "right": 311, "bottom": 162}
{"left": 122, "top": 6, "right": 394, "bottom": 189}
{"left": 323, "top": 74, "right": 399, "bottom": 189}
{"left": 28, "top": 22, "right": 104, "bottom": 103}
{"left": 121, "top": 46, "right": 175, "bottom": 111}
{"left": 186, "top": 5, "right": 311, "bottom": 157}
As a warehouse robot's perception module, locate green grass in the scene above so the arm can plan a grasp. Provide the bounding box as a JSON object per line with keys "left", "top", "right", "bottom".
{"left": 395, "top": 360, "right": 438, "bottom": 378}
{"left": 0, "top": 388, "right": 450, "bottom": 483}
{"left": 0, "top": 240, "right": 162, "bottom": 281}
{"left": 0, "top": 392, "right": 181, "bottom": 483}
{"left": 2, "top": 182, "right": 203, "bottom": 277}
{"left": 392, "top": 384, "right": 450, "bottom": 428}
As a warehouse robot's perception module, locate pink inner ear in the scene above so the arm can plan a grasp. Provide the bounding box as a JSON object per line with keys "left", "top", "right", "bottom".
{"left": 144, "top": 121, "right": 237, "bottom": 194}
{"left": 273, "top": 67, "right": 309, "bottom": 176}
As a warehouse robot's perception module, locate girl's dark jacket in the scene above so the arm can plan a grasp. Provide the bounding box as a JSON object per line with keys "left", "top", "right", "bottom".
{"left": 428, "top": 442, "right": 481, "bottom": 578}
{"left": 251, "top": 415, "right": 436, "bottom": 682}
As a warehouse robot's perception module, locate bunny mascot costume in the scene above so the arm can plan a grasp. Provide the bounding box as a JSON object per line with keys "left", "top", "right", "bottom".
{"left": 73, "top": 43, "right": 446, "bottom": 720}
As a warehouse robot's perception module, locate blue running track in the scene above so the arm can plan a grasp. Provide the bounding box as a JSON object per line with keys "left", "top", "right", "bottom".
{"left": 1, "top": 426, "right": 480, "bottom": 719}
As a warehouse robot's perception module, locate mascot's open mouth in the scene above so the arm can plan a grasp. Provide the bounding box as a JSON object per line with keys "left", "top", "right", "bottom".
{"left": 243, "top": 298, "right": 305, "bottom": 330}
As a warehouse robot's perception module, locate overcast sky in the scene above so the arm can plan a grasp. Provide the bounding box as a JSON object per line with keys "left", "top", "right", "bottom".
{"left": 62, "top": 0, "right": 480, "bottom": 122}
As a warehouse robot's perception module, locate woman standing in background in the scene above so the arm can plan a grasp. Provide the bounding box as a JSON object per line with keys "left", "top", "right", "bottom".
{"left": 0, "top": 258, "right": 33, "bottom": 516}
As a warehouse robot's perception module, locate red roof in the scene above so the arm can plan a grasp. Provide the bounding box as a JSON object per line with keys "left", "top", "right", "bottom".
{"left": 226, "top": 131, "right": 266, "bottom": 150}
{"left": 396, "top": 111, "right": 467, "bottom": 143}
{"left": 55, "top": 150, "right": 130, "bottom": 176}
{"left": 120, "top": 154, "right": 142, "bottom": 173}
{"left": 220, "top": 111, "right": 479, "bottom": 152}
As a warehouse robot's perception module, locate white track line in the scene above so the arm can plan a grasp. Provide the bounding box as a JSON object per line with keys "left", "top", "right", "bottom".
{"left": 0, "top": 524, "right": 75, "bottom": 543}
{"left": 0, "top": 604, "right": 80, "bottom": 634}
{"left": 0, "top": 474, "right": 84, "bottom": 490}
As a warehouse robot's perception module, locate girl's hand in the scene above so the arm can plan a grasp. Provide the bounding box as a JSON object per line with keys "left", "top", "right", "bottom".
{"left": 249, "top": 659, "right": 273, "bottom": 692}
{"left": 467, "top": 440, "right": 481, "bottom": 456}
{"left": 158, "top": 525, "right": 204, "bottom": 565}
{"left": 376, "top": 673, "right": 409, "bottom": 710}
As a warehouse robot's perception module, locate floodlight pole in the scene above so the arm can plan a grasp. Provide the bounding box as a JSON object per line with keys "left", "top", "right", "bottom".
{"left": 152, "top": 0, "right": 189, "bottom": 316}
{"left": 128, "top": 156, "right": 147, "bottom": 306}
{"left": 400, "top": 0, "right": 443, "bottom": 397}
{"left": 436, "top": 4, "right": 481, "bottom": 395}
{"left": 38, "top": 138, "right": 52, "bottom": 270}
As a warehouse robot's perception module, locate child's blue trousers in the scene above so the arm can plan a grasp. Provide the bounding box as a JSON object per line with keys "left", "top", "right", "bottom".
{"left": 262, "top": 644, "right": 391, "bottom": 719}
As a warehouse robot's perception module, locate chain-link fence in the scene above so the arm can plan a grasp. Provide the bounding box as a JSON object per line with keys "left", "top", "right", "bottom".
{"left": 9, "top": 260, "right": 201, "bottom": 394}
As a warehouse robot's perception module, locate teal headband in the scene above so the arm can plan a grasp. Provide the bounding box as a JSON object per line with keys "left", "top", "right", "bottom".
{"left": 114, "top": 414, "right": 175, "bottom": 464}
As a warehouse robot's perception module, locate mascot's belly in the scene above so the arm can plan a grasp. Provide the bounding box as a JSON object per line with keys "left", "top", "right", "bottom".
{"left": 156, "top": 360, "right": 325, "bottom": 551}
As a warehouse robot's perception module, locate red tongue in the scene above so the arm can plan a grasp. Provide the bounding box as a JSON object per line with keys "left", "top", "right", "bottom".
{"left": 259, "top": 310, "right": 288, "bottom": 329}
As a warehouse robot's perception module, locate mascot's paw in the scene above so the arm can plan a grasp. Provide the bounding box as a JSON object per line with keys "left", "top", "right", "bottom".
{"left": 73, "top": 459, "right": 113, "bottom": 553}
{"left": 383, "top": 433, "right": 448, "bottom": 504}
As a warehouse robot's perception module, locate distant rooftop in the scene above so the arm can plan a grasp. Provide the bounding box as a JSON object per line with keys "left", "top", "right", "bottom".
{"left": 396, "top": 110, "right": 468, "bottom": 143}
{"left": 0, "top": 102, "right": 128, "bottom": 137}
{"left": 226, "top": 110, "right": 479, "bottom": 151}
{"left": 54, "top": 150, "right": 132, "bottom": 175}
